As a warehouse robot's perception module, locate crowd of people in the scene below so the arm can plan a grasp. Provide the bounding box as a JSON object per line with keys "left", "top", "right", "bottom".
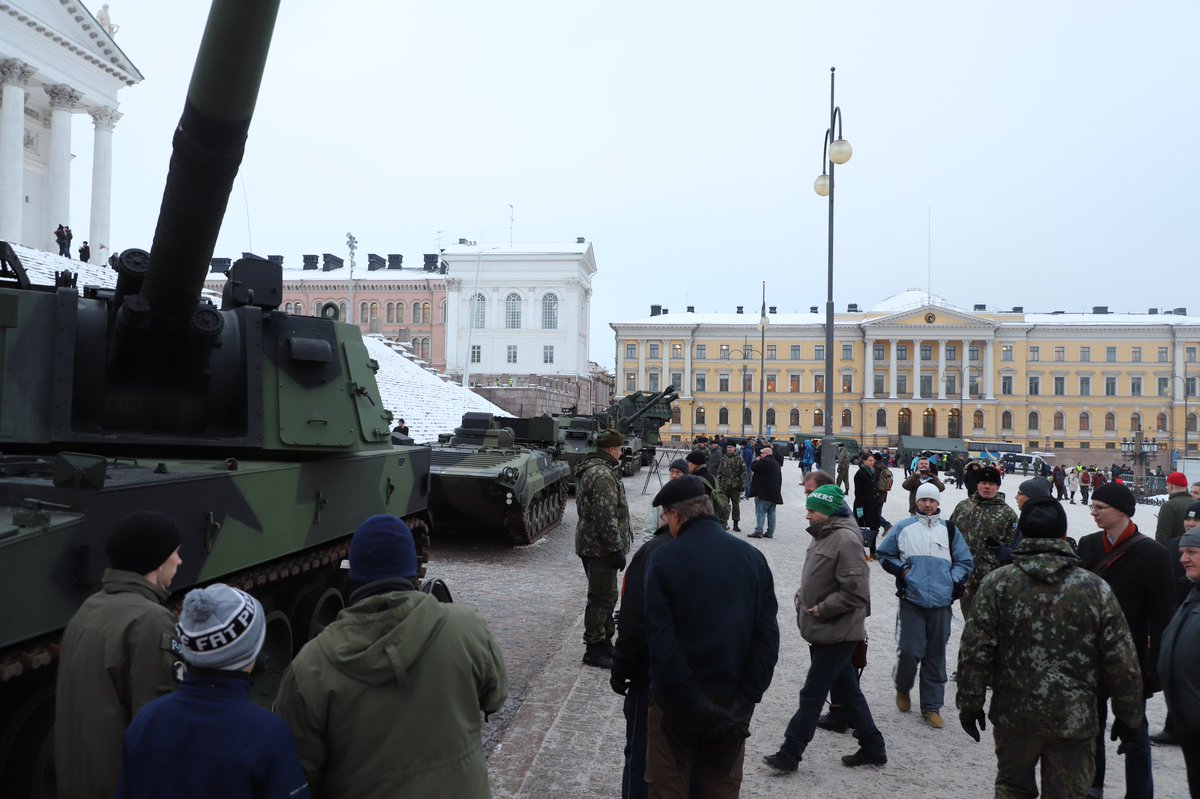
{"left": 587, "top": 433, "right": 1200, "bottom": 798}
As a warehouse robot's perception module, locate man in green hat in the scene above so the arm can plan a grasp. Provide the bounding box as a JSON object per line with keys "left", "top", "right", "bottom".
{"left": 574, "top": 428, "right": 632, "bottom": 669}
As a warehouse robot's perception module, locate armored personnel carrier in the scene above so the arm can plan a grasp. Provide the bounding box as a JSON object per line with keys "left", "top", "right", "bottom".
{"left": 428, "top": 413, "right": 569, "bottom": 545}
{"left": 0, "top": 2, "right": 434, "bottom": 794}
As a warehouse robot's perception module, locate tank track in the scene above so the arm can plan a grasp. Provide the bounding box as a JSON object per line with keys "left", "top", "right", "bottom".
{"left": 0, "top": 514, "right": 430, "bottom": 684}
{"left": 503, "top": 483, "right": 567, "bottom": 545}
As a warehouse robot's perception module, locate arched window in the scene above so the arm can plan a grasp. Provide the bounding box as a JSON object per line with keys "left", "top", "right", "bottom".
{"left": 841, "top": 409, "right": 852, "bottom": 429}
{"left": 718, "top": 407, "right": 729, "bottom": 425}
{"left": 1131, "top": 412, "right": 1142, "bottom": 431}
{"left": 695, "top": 406, "right": 706, "bottom": 425}
{"left": 422, "top": 338, "right": 431, "bottom": 360}
{"left": 469, "top": 293, "right": 485, "bottom": 329}
{"left": 1157, "top": 412, "right": 1169, "bottom": 432}
{"left": 1028, "top": 411, "right": 1039, "bottom": 430}
{"left": 790, "top": 409, "right": 801, "bottom": 427}
{"left": 1189, "top": 413, "right": 1198, "bottom": 433}
{"left": 505, "top": 293, "right": 522, "bottom": 329}
{"left": 396, "top": 302, "right": 406, "bottom": 324}
{"left": 1053, "top": 411, "right": 1065, "bottom": 431}
{"left": 948, "top": 408, "right": 961, "bottom": 438}
{"left": 411, "top": 337, "right": 421, "bottom": 354}
{"left": 813, "top": 409, "right": 824, "bottom": 429}
{"left": 898, "top": 408, "right": 912, "bottom": 435}
{"left": 1079, "top": 412, "right": 1091, "bottom": 431}
{"left": 359, "top": 302, "right": 369, "bottom": 324}
{"left": 411, "top": 303, "right": 422, "bottom": 324}
{"left": 441, "top": 300, "right": 448, "bottom": 322}
{"left": 923, "top": 408, "right": 937, "bottom": 437}
{"left": 743, "top": 407, "right": 752, "bottom": 426}
{"left": 766, "top": 408, "right": 777, "bottom": 427}
{"left": 1001, "top": 410, "right": 1013, "bottom": 430}
{"left": 973, "top": 410, "right": 984, "bottom": 430}
{"left": 422, "top": 302, "right": 431, "bottom": 323}
{"left": 338, "top": 301, "right": 347, "bottom": 320}
{"left": 386, "top": 302, "right": 395, "bottom": 323}
{"left": 369, "top": 301, "right": 379, "bottom": 320}
{"left": 1105, "top": 412, "right": 1116, "bottom": 432}
{"left": 313, "top": 300, "right": 323, "bottom": 315}
{"left": 876, "top": 408, "right": 887, "bottom": 428}
{"left": 671, "top": 406, "right": 681, "bottom": 424}
{"left": 542, "top": 293, "right": 559, "bottom": 329}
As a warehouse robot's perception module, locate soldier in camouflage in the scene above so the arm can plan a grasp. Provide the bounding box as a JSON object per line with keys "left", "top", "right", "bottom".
{"left": 836, "top": 445, "right": 851, "bottom": 493}
{"left": 575, "top": 428, "right": 632, "bottom": 669}
{"left": 957, "top": 496, "right": 1143, "bottom": 799}
{"left": 717, "top": 442, "right": 748, "bottom": 532}
{"left": 948, "top": 465, "right": 1018, "bottom": 620}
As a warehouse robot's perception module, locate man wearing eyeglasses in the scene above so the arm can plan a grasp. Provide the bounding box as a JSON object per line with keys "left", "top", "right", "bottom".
{"left": 1077, "top": 483, "right": 1176, "bottom": 799}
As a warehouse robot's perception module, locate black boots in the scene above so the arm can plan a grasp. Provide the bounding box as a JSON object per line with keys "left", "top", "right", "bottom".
{"left": 582, "top": 641, "right": 614, "bottom": 669}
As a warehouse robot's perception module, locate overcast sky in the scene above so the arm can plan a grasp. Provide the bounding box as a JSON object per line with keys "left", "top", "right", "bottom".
{"left": 67, "top": 1, "right": 1200, "bottom": 368}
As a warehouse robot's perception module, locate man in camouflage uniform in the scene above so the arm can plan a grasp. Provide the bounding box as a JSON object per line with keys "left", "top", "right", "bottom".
{"left": 948, "top": 465, "right": 1018, "bottom": 620}
{"left": 957, "top": 495, "right": 1143, "bottom": 799}
{"left": 836, "top": 445, "right": 851, "bottom": 493}
{"left": 575, "top": 428, "right": 632, "bottom": 669}
{"left": 717, "top": 442, "right": 747, "bottom": 532}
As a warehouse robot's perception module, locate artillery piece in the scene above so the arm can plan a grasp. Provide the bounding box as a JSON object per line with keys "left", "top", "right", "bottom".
{"left": 0, "top": 2, "right": 434, "bottom": 794}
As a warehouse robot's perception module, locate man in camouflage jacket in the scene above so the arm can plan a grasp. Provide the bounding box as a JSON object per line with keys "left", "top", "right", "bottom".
{"left": 957, "top": 496, "right": 1143, "bottom": 799}
{"left": 948, "top": 465, "right": 1018, "bottom": 620}
{"left": 717, "top": 442, "right": 748, "bottom": 532}
{"left": 575, "top": 429, "right": 632, "bottom": 669}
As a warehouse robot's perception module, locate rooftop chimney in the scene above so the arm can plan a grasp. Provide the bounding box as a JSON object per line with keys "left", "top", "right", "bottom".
{"left": 1011, "top": 306, "right": 1023, "bottom": 313}
{"left": 209, "top": 257, "right": 231, "bottom": 274}
{"left": 458, "top": 238, "right": 469, "bottom": 245}
{"left": 1149, "top": 307, "right": 1159, "bottom": 315}
{"left": 422, "top": 254, "right": 438, "bottom": 271}
{"left": 847, "top": 303, "right": 860, "bottom": 312}
{"left": 367, "top": 254, "right": 386, "bottom": 271}
{"left": 810, "top": 306, "right": 818, "bottom": 313}
{"left": 1092, "top": 306, "right": 1108, "bottom": 314}
{"left": 736, "top": 306, "right": 744, "bottom": 314}
{"left": 302, "top": 254, "right": 318, "bottom": 271}
{"left": 973, "top": 303, "right": 986, "bottom": 311}
{"left": 650, "top": 304, "right": 662, "bottom": 317}
{"left": 1175, "top": 307, "right": 1188, "bottom": 315}
{"left": 687, "top": 305, "right": 695, "bottom": 312}
{"left": 769, "top": 306, "right": 777, "bottom": 314}
{"left": 267, "top": 254, "right": 284, "bottom": 265}
{"left": 576, "top": 236, "right": 585, "bottom": 244}
{"left": 387, "top": 254, "right": 403, "bottom": 270}
{"left": 662, "top": 308, "right": 669, "bottom": 315}
{"left": 321, "top": 253, "right": 343, "bottom": 271}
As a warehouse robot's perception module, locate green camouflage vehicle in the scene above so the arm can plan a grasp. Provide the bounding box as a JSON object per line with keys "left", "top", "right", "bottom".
{"left": 608, "top": 385, "right": 679, "bottom": 474}
{"left": 0, "top": 2, "right": 438, "bottom": 794}
{"left": 429, "top": 413, "right": 570, "bottom": 545}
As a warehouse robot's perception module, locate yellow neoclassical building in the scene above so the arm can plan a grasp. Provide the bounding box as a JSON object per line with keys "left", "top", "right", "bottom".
{"left": 610, "top": 291, "right": 1200, "bottom": 460}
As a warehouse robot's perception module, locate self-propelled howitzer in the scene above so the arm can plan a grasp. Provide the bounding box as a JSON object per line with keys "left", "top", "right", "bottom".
{"left": 0, "top": 1, "right": 434, "bottom": 793}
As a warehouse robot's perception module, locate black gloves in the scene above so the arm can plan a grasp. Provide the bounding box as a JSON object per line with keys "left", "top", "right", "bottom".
{"left": 693, "top": 697, "right": 752, "bottom": 741}
{"left": 607, "top": 551, "right": 627, "bottom": 571}
{"left": 960, "top": 709, "right": 986, "bottom": 742}
{"left": 1111, "top": 719, "right": 1138, "bottom": 755}
{"left": 985, "top": 536, "right": 1014, "bottom": 565}
{"left": 610, "top": 671, "right": 632, "bottom": 696}
{"left": 879, "top": 560, "right": 909, "bottom": 598}
{"left": 952, "top": 579, "right": 966, "bottom": 600}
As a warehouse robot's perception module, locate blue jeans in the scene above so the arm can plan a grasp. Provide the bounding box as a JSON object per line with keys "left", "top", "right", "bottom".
{"left": 1093, "top": 698, "right": 1152, "bottom": 798}
{"left": 781, "top": 641, "right": 885, "bottom": 759}
{"left": 754, "top": 499, "right": 777, "bottom": 536}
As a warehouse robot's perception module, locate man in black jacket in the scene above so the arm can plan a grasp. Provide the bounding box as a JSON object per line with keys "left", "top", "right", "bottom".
{"left": 643, "top": 477, "right": 779, "bottom": 797}
{"left": 1077, "top": 482, "right": 1176, "bottom": 799}
{"left": 747, "top": 446, "right": 784, "bottom": 539}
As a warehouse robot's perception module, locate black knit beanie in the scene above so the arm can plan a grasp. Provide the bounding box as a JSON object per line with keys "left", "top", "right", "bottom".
{"left": 1018, "top": 496, "right": 1069, "bottom": 539}
{"left": 1092, "top": 482, "right": 1136, "bottom": 517}
{"left": 105, "top": 511, "right": 182, "bottom": 574}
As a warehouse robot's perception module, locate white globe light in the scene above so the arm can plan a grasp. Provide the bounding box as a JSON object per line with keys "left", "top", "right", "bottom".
{"left": 814, "top": 174, "right": 830, "bottom": 196}
{"left": 829, "top": 138, "right": 853, "bottom": 164}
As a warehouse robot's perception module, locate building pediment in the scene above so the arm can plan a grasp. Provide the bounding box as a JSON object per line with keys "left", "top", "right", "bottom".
{"left": 3, "top": 0, "right": 142, "bottom": 86}
{"left": 864, "top": 304, "right": 998, "bottom": 331}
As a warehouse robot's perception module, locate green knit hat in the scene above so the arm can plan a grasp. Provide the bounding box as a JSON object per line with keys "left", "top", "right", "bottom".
{"left": 806, "top": 484, "right": 845, "bottom": 514}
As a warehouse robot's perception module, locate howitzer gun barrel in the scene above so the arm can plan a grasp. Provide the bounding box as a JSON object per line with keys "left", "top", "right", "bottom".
{"left": 619, "top": 384, "right": 678, "bottom": 428}
{"left": 139, "top": 0, "right": 281, "bottom": 330}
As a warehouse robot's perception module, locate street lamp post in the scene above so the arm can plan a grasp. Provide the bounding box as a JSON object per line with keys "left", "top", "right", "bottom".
{"left": 758, "top": 283, "right": 770, "bottom": 440}
{"left": 345, "top": 233, "right": 357, "bottom": 327}
{"left": 1120, "top": 427, "right": 1161, "bottom": 497}
{"left": 814, "top": 66, "right": 852, "bottom": 474}
{"left": 724, "top": 344, "right": 764, "bottom": 439}
{"left": 1170, "top": 373, "right": 1190, "bottom": 468}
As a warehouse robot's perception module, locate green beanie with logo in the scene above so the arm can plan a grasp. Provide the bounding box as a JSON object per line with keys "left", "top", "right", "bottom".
{"left": 806, "top": 484, "right": 845, "bottom": 514}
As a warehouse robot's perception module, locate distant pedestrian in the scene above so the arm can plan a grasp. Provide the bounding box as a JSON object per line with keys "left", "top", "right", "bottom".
{"left": 764, "top": 484, "right": 886, "bottom": 773}
{"left": 957, "top": 495, "right": 1144, "bottom": 798}
{"left": 717, "top": 443, "right": 747, "bottom": 532}
{"left": 836, "top": 444, "right": 851, "bottom": 492}
{"left": 949, "top": 465, "right": 1018, "bottom": 620}
{"left": 1080, "top": 467, "right": 1093, "bottom": 504}
{"left": 274, "top": 515, "right": 506, "bottom": 797}
{"left": 55, "top": 511, "right": 184, "bottom": 799}
{"left": 64, "top": 225, "right": 73, "bottom": 256}
{"left": 643, "top": 476, "right": 779, "bottom": 796}
{"left": 642, "top": 459, "right": 688, "bottom": 542}
{"left": 747, "top": 445, "right": 783, "bottom": 539}
{"left": 1066, "top": 467, "right": 1080, "bottom": 504}
{"left": 901, "top": 457, "right": 945, "bottom": 515}
{"left": 116, "top": 584, "right": 309, "bottom": 799}
{"left": 78, "top": 241, "right": 91, "bottom": 262}
{"left": 741, "top": 440, "right": 755, "bottom": 496}
{"left": 1156, "top": 471, "right": 1194, "bottom": 544}
{"left": 54, "top": 224, "right": 69, "bottom": 256}
{"left": 853, "top": 452, "right": 883, "bottom": 559}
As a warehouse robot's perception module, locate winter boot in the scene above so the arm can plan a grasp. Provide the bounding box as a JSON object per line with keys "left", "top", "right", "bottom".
{"left": 733, "top": 523, "right": 741, "bottom": 532}
{"left": 842, "top": 748, "right": 887, "bottom": 767}
{"left": 922, "top": 711, "right": 944, "bottom": 729}
{"left": 582, "top": 642, "right": 614, "bottom": 669}
{"left": 763, "top": 750, "right": 800, "bottom": 772}
{"left": 817, "top": 712, "right": 850, "bottom": 734}
{"left": 896, "top": 692, "right": 911, "bottom": 712}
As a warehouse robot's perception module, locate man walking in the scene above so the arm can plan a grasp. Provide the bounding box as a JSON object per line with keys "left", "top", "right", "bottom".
{"left": 575, "top": 428, "right": 632, "bottom": 668}
{"left": 274, "top": 515, "right": 507, "bottom": 797}
{"left": 877, "top": 483, "right": 973, "bottom": 729}
{"left": 836, "top": 444, "right": 852, "bottom": 492}
{"left": 1156, "top": 471, "right": 1194, "bottom": 544}
{"left": 643, "top": 476, "right": 779, "bottom": 796}
{"left": 56, "top": 511, "right": 184, "bottom": 799}
{"left": 957, "top": 495, "right": 1144, "bottom": 798}
{"left": 764, "top": 484, "right": 886, "bottom": 772}
{"left": 1077, "top": 482, "right": 1176, "bottom": 799}
{"left": 747, "top": 445, "right": 783, "bottom": 539}
{"left": 717, "top": 441, "right": 747, "bottom": 532}
{"left": 948, "top": 465, "right": 1018, "bottom": 620}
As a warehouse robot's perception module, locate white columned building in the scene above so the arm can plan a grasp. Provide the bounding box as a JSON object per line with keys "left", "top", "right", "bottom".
{"left": 0, "top": 2, "right": 142, "bottom": 259}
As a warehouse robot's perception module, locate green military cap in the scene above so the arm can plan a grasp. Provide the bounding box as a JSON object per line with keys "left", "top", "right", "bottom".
{"left": 596, "top": 429, "right": 624, "bottom": 448}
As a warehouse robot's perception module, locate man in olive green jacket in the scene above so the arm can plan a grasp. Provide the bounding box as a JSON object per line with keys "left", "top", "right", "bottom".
{"left": 275, "top": 515, "right": 507, "bottom": 798}
{"left": 55, "top": 511, "right": 184, "bottom": 799}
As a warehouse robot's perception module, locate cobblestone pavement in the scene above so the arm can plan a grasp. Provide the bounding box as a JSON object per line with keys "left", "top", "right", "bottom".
{"left": 435, "top": 463, "right": 1189, "bottom": 797}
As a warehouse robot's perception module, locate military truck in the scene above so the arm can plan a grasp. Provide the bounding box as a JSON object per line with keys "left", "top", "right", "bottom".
{"left": 0, "top": 2, "right": 437, "bottom": 794}
{"left": 428, "top": 413, "right": 570, "bottom": 545}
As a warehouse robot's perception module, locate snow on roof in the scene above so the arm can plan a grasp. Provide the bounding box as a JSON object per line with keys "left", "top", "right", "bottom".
{"left": 278, "top": 269, "right": 446, "bottom": 283}
{"left": 869, "top": 289, "right": 966, "bottom": 314}
{"left": 613, "top": 310, "right": 823, "bottom": 326}
{"left": 1023, "top": 313, "right": 1200, "bottom": 326}
{"left": 363, "top": 336, "right": 509, "bottom": 444}
{"left": 441, "top": 242, "right": 589, "bottom": 257}
{"left": 9, "top": 244, "right": 223, "bottom": 303}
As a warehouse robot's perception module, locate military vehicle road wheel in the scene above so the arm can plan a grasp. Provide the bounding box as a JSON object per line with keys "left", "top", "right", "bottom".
{"left": 288, "top": 586, "right": 344, "bottom": 654}
{"left": 0, "top": 677, "right": 56, "bottom": 799}
{"left": 250, "top": 611, "right": 293, "bottom": 707}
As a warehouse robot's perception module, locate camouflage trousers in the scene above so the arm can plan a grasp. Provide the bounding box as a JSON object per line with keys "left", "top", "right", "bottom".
{"left": 720, "top": 485, "right": 741, "bottom": 525}
{"left": 581, "top": 556, "right": 618, "bottom": 644}
{"left": 836, "top": 466, "right": 850, "bottom": 492}
{"left": 993, "top": 728, "right": 1095, "bottom": 798}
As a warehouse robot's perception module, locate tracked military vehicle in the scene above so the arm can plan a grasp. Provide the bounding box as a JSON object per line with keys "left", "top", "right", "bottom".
{"left": 428, "top": 413, "right": 569, "bottom": 545}
{"left": 0, "top": 2, "right": 436, "bottom": 795}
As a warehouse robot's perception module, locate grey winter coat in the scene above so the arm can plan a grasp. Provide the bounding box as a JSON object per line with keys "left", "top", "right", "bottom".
{"left": 795, "top": 511, "right": 870, "bottom": 645}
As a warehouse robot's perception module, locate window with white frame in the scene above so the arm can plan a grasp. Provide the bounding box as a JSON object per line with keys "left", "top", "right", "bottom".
{"left": 505, "top": 293, "right": 522, "bottom": 329}
{"left": 506, "top": 345, "right": 517, "bottom": 364}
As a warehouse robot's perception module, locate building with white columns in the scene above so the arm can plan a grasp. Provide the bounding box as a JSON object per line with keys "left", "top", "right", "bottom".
{"left": 0, "top": 0, "right": 140, "bottom": 261}
{"left": 611, "top": 290, "right": 1200, "bottom": 462}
